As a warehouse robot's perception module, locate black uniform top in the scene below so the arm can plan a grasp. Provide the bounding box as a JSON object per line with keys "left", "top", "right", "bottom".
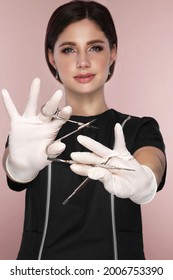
{"left": 7, "top": 109, "right": 166, "bottom": 260}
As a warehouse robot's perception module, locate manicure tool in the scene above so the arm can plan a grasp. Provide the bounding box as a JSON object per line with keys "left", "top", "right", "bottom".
{"left": 47, "top": 157, "right": 135, "bottom": 205}
{"left": 56, "top": 119, "right": 97, "bottom": 141}
{"left": 48, "top": 156, "right": 135, "bottom": 205}
{"left": 62, "top": 177, "right": 91, "bottom": 205}
{"left": 60, "top": 157, "right": 135, "bottom": 205}
{"left": 46, "top": 117, "right": 97, "bottom": 203}
{"left": 41, "top": 105, "right": 97, "bottom": 129}
{"left": 48, "top": 157, "right": 135, "bottom": 171}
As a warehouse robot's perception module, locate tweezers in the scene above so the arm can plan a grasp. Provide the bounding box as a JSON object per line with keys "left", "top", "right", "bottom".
{"left": 46, "top": 118, "right": 98, "bottom": 204}
{"left": 41, "top": 105, "right": 97, "bottom": 129}
{"left": 52, "top": 115, "right": 97, "bottom": 129}
{"left": 48, "top": 157, "right": 135, "bottom": 205}
{"left": 56, "top": 119, "right": 97, "bottom": 141}
{"left": 48, "top": 158, "right": 135, "bottom": 171}
{"left": 62, "top": 177, "right": 91, "bottom": 205}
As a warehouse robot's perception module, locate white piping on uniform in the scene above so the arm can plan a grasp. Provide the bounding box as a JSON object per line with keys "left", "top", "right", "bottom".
{"left": 38, "top": 116, "right": 131, "bottom": 260}
{"left": 111, "top": 115, "right": 131, "bottom": 259}
{"left": 121, "top": 115, "right": 131, "bottom": 128}
{"left": 38, "top": 163, "right": 52, "bottom": 260}
{"left": 111, "top": 193, "right": 118, "bottom": 259}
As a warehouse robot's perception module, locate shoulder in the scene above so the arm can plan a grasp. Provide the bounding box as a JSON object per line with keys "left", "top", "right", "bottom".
{"left": 111, "top": 109, "right": 159, "bottom": 129}
{"left": 110, "top": 109, "right": 165, "bottom": 153}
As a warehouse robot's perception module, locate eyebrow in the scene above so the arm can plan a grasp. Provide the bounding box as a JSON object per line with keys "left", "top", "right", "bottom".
{"left": 58, "top": 40, "right": 105, "bottom": 48}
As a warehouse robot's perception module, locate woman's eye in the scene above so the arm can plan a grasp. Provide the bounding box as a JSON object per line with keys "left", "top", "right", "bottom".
{"left": 90, "top": 45, "right": 103, "bottom": 52}
{"left": 61, "top": 47, "right": 76, "bottom": 54}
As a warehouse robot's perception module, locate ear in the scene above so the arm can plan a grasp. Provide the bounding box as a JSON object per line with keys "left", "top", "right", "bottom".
{"left": 48, "top": 49, "right": 56, "bottom": 69}
{"left": 110, "top": 44, "right": 117, "bottom": 66}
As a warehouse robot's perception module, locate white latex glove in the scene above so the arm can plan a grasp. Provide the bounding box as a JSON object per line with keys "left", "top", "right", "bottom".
{"left": 70, "top": 123, "right": 157, "bottom": 204}
{"left": 2, "top": 78, "right": 72, "bottom": 183}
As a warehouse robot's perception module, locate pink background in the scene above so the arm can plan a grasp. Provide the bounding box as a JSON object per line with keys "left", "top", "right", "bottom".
{"left": 0, "top": 0, "right": 172, "bottom": 260}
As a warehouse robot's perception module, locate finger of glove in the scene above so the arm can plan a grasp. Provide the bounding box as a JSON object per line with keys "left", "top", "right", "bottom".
{"left": 23, "top": 78, "right": 40, "bottom": 117}
{"left": 50, "top": 105, "right": 72, "bottom": 130}
{"left": 1, "top": 89, "right": 19, "bottom": 119}
{"left": 71, "top": 151, "right": 104, "bottom": 165}
{"left": 70, "top": 163, "right": 91, "bottom": 176}
{"left": 88, "top": 167, "right": 117, "bottom": 194}
{"left": 38, "top": 89, "right": 63, "bottom": 122}
{"left": 77, "top": 135, "right": 112, "bottom": 158}
{"left": 110, "top": 123, "right": 133, "bottom": 160}
{"left": 46, "top": 141, "right": 66, "bottom": 158}
{"left": 56, "top": 105, "right": 72, "bottom": 126}
{"left": 88, "top": 167, "right": 112, "bottom": 182}
{"left": 114, "top": 123, "right": 128, "bottom": 153}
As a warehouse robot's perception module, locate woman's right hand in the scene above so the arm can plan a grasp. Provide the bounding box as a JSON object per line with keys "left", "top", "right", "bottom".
{"left": 2, "top": 78, "right": 72, "bottom": 183}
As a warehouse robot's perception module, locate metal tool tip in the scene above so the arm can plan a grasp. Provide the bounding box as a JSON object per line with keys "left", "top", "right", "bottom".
{"left": 62, "top": 198, "right": 69, "bottom": 205}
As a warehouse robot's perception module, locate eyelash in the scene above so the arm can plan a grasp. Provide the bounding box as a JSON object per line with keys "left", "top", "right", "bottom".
{"left": 61, "top": 45, "right": 104, "bottom": 54}
{"left": 61, "top": 47, "right": 75, "bottom": 54}
{"left": 90, "top": 45, "right": 103, "bottom": 52}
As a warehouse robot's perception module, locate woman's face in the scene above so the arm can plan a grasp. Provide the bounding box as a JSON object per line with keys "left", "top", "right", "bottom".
{"left": 48, "top": 19, "right": 116, "bottom": 96}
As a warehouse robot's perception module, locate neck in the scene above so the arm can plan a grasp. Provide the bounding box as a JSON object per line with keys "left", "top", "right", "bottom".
{"left": 64, "top": 89, "right": 109, "bottom": 116}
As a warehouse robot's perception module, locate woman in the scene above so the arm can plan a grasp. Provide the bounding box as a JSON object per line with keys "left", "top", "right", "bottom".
{"left": 2, "top": 0, "right": 166, "bottom": 260}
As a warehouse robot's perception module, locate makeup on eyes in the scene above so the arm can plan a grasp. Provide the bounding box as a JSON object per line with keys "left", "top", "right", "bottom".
{"left": 59, "top": 39, "right": 105, "bottom": 53}
{"left": 61, "top": 45, "right": 104, "bottom": 54}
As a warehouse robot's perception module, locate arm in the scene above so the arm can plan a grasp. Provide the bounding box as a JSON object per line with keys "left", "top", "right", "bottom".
{"left": 133, "top": 146, "right": 166, "bottom": 187}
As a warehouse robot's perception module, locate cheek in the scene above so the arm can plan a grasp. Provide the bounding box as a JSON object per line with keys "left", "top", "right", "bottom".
{"left": 56, "top": 59, "right": 71, "bottom": 78}
{"left": 55, "top": 56, "right": 74, "bottom": 73}
{"left": 96, "top": 57, "right": 110, "bottom": 81}
{"left": 56, "top": 62, "right": 74, "bottom": 85}
{"left": 58, "top": 64, "right": 68, "bottom": 73}
{"left": 95, "top": 54, "right": 110, "bottom": 68}
{"left": 98, "top": 59, "right": 110, "bottom": 77}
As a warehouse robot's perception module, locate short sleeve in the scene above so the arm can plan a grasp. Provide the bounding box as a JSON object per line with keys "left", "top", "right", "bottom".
{"left": 131, "top": 117, "right": 165, "bottom": 154}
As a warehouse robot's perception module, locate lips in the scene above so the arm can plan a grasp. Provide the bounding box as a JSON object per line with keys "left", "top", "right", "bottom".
{"left": 74, "top": 73, "right": 95, "bottom": 83}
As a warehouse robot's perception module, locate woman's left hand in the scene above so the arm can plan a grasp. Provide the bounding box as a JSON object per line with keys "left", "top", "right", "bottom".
{"left": 70, "top": 123, "right": 157, "bottom": 204}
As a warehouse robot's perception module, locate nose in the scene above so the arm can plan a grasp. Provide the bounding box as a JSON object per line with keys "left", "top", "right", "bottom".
{"left": 76, "top": 52, "right": 90, "bottom": 69}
